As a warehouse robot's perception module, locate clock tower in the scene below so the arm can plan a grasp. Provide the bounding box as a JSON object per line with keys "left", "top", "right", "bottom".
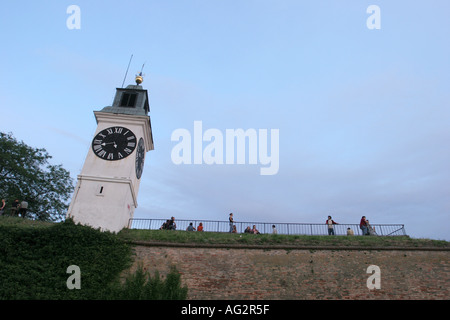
{"left": 67, "top": 74, "right": 154, "bottom": 232}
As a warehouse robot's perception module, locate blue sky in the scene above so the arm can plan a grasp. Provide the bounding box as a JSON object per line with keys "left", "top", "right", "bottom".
{"left": 1, "top": 1, "right": 449, "bottom": 240}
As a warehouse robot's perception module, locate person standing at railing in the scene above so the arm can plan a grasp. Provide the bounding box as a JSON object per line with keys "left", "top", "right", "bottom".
{"left": 326, "top": 216, "right": 338, "bottom": 235}
{"left": 229, "top": 213, "right": 234, "bottom": 233}
{"left": 360, "top": 216, "right": 368, "bottom": 235}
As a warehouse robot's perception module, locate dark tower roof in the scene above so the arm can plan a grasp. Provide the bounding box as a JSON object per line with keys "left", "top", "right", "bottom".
{"left": 99, "top": 80, "right": 150, "bottom": 116}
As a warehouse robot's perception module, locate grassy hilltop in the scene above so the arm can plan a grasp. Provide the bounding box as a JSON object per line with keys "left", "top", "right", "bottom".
{"left": 120, "top": 226, "right": 450, "bottom": 249}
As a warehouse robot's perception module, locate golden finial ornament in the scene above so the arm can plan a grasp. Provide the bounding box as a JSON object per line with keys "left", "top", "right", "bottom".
{"left": 135, "top": 72, "right": 143, "bottom": 85}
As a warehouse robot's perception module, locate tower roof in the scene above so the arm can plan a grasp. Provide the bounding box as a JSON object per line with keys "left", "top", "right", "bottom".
{"left": 98, "top": 82, "right": 150, "bottom": 116}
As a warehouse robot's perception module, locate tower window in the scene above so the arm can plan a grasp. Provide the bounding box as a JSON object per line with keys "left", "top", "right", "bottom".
{"left": 120, "top": 93, "right": 137, "bottom": 107}
{"left": 96, "top": 185, "right": 105, "bottom": 196}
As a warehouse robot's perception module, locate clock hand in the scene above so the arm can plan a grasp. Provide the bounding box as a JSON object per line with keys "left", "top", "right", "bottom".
{"left": 101, "top": 142, "right": 118, "bottom": 147}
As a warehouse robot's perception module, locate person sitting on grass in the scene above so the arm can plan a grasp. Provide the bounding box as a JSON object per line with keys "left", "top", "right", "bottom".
{"left": 186, "top": 222, "right": 196, "bottom": 231}
{"left": 252, "top": 225, "right": 260, "bottom": 234}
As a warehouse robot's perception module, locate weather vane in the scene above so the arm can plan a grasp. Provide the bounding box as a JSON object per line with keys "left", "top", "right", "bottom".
{"left": 121, "top": 55, "right": 147, "bottom": 87}
{"left": 135, "top": 62, "right": 145, "bottom": 85}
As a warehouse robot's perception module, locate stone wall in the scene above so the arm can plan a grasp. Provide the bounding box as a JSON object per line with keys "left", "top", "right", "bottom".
{"left": 129, "top": 243, "right": 449, "bottom": 300}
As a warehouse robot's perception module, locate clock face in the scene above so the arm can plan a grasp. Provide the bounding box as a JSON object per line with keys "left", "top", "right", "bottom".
{"left": 135, "top": 137, "right": 145, "bottom": 179}
{"left": 92, "top": 126, "right": 137, "bottom": 161}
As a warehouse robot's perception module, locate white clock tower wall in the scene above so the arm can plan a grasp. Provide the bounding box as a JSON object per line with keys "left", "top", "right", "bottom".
{"left": 67, "top": 176, "right": 135, "bottom": 233}
{"left": 67, "top": 78, "right": 154, "bottom": 233}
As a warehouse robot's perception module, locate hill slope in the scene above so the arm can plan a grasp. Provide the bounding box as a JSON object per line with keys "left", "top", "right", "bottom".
{"left": 0, "top": 216, "right": 188, "bottom": 300}
{"left": 0, "top": 217, "right": 132, "bottom": 299}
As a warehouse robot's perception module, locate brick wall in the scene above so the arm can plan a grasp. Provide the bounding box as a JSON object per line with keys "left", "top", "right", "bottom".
{"left": 129, "top": 244, "right": 449, "bottom": 300}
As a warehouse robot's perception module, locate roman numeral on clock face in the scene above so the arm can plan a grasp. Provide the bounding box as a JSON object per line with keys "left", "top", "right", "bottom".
{"left": 97, "top": 150, "right": 106, "bottom": 158}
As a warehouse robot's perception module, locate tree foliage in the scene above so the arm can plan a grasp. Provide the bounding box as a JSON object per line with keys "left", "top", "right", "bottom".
{"left": 112, "top": 264, "right": 188, "bottom": 300}
{"left": 0, "top": 132, "right": 74, "bottom": 221}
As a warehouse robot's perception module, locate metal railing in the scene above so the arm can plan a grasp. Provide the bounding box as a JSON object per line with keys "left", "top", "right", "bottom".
{"left": 128, "top": 218, "right": 407, "bottom": 236}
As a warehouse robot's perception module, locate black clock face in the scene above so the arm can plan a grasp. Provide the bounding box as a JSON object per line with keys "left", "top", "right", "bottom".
{"left": 92, "top": 126, "right": 137, "bottom": 161}
{"left": 135, "top": 137, "right": 145, "bottom": 179}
